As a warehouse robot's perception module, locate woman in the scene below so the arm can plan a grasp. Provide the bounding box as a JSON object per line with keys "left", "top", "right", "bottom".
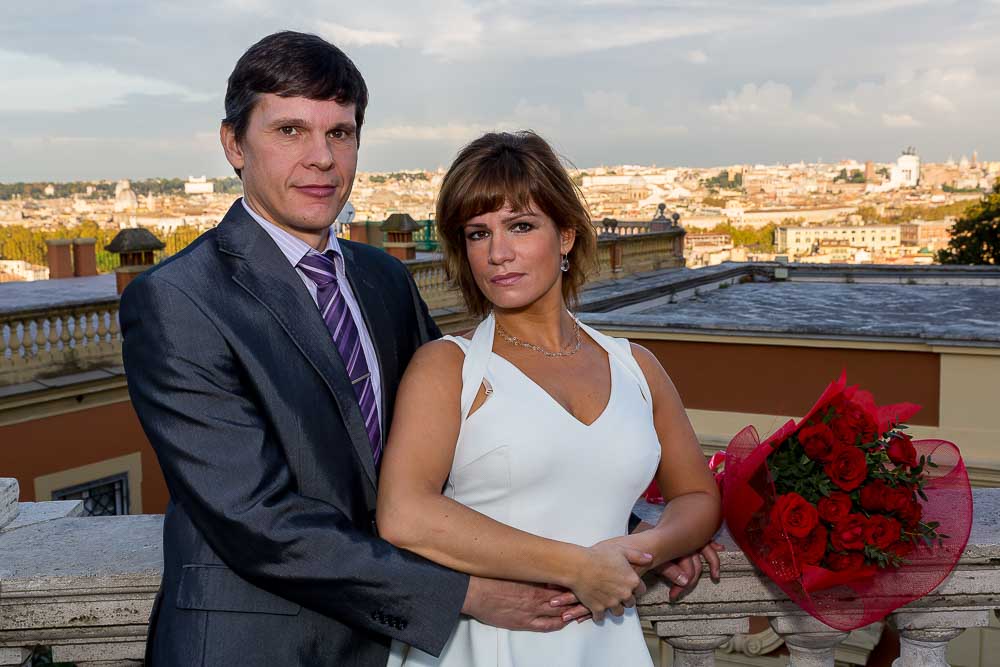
{"left": 378, "top": 131, "right": 721, "bottom": 666}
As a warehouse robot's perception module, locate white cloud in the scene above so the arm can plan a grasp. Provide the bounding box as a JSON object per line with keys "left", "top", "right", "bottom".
{"left": 364, "top": 123, "right": 499, "bottom": 144}
{"left": 882, "top": 113, "right": 922, "bottom": 128}
{"left": 0, "top": 50, "right": 208, "bottom": 112}
{"left": 836, "top": 102, "right": 863, "bottom": 116}
{"left": 685, "top": 50, "right": 709, "bottom": 65}
{"left": 316, "top": 20, "right": 401, "bottom": 48}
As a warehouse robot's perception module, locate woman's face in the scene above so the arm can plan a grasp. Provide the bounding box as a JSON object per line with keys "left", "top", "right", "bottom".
{"left": 463, "top": 200, "right": 575, "bottom": 312}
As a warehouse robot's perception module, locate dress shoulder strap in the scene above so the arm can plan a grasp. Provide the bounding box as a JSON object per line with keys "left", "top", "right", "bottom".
{"left": 453, "top": 314, "right": 496, "bottom": 421}
{"left": 576, "top": 318, "right": 652, "bottom": 403}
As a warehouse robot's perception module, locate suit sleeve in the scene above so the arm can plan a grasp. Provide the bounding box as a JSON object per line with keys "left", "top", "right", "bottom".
{"left": 120, "top": 273, "right": 467, "bottom": 656}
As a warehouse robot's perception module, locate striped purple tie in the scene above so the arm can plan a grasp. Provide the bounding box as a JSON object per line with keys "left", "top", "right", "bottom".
{"left": 298, "top": 251, "right": 382, "bottom": 464}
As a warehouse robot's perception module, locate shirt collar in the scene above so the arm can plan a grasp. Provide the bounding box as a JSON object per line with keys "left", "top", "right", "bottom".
{"left": 241, "top": 197, "right": 343, "bottom": 268}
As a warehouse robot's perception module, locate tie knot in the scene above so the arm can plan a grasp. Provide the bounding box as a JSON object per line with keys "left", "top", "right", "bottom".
{"left": 298, "top": 251, "right": 339, "bottom": 287}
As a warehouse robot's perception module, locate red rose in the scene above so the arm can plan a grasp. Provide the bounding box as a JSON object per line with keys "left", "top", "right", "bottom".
{"left": 865, "top": 515, "right": 902, "bottom": 550}
{"left": 859, "top": 481, "right": 888, "bottom": 511}
{"left": 769, "top": 492, "right": 820, "bottom": 538}
{"left": 830, "top": 397, "right": 879, "bottom": 446}
{"left": 860, "top": 480, "right": 908, "bottom": 512}
{"left": 830, "top": 514, "right": 869, "bottom": 551}
{"left": 896, "top": 496, "right": 923, "bottom": 527}
{"left": 824, "top": 446, "right": 869, "bottom": 491}
{"left": 798, "top": 423, "right": 840, "bottom": 462}
{"left": 825, "top": 551, "right": 865, "bottom": 572}
{"left": 817, "top": 492, "right": 853, "bottom": 524}
{"left": 883, "top": 484, "right": 912, "bottom": 513}
{"left": 886, "top": 433, "right": 918, "bottom": 467}
{"left": 793, "top": 525, "right": 829, "bottom": 565}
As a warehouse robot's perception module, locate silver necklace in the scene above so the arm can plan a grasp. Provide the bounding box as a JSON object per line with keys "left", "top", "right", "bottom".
{"left": 495, "top": 316, "right": 582, "bottom": 358}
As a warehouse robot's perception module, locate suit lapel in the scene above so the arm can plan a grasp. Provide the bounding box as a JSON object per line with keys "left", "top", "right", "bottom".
{"left": 340, "top": 242, "right": 398, "bottom": 438}
{"left": 215, "top": 203, "right": 377, "bottom": 489}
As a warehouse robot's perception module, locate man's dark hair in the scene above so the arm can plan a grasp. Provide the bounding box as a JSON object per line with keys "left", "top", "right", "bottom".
{"left": 224, "top": 31, "right": 369, "bottom": 146}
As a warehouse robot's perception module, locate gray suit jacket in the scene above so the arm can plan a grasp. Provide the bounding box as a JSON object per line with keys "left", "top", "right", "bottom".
{"left": 121, "top": 201, "right": 468, "bottom": 666}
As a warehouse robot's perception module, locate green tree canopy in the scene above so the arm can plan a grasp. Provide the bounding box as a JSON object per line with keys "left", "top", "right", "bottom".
{"left": 938, "top": 179, "right": 1000, "bottom": 265}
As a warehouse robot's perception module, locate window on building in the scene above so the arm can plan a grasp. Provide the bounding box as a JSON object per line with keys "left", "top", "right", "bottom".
{"left": 52, "top": 473, "right": 129, "bottom": 516}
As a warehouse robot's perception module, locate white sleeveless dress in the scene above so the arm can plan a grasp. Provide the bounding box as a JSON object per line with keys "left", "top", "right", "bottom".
{"left": 388, "top": 313, "right": 661, "bottom": 667}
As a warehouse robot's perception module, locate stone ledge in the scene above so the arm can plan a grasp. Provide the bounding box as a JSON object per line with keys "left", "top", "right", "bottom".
{"left": 2, "top": 500, "right": 83, "bottom": 535}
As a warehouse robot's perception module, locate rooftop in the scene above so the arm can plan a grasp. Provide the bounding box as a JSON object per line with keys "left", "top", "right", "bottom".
{"left": 579, "top": 263, "right": 1000, "bottom": 347}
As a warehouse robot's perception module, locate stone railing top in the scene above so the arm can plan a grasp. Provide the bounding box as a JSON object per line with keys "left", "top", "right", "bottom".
{"left": 1, "top": 490, "right": 997, "bottom": 601}
{"left": 0, "top": 274, "right": 117, "bottom": 315}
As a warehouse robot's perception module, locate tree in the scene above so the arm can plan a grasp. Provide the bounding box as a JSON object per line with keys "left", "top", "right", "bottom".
{"left": 937, "top": 179, "right": 1000, "bottom": 265}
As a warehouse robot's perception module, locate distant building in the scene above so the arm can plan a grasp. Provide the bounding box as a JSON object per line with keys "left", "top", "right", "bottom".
{"left": 900, "top": 219, "right": 955, "bottom": 251}
{"left": 0, "top": 259, "right": 49, "bottom": 282}
{"left": 113, "top": 180, "right": 138, "bottom": 213}
{"left": 43, "top": 185, "right": 55, "bottom": 197}
{"left": 776, "top": 224, "right": 901, "bottom": 256}
{"left": 890, "top": 148, "right": 920, "bottom": 188}
{"left": 184, "top": 176, "right": 215, "bottom": 195}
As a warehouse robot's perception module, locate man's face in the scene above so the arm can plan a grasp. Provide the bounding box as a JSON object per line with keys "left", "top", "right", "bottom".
{"left": 221, "top": 93, "right": 358, "bottom": 248}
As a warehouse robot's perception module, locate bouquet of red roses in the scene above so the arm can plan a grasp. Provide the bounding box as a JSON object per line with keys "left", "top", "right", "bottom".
{"left": 716, "top": 372, "right": 972, "bottom": 630}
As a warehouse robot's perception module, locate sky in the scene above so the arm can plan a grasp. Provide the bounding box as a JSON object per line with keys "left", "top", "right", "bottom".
{"left": 1, "top": 1, "right": 999, "bottom": 182}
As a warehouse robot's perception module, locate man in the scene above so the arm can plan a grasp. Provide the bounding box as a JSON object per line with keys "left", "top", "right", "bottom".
{"left": 122, "top": 30, "right": 714, "bottom": 666}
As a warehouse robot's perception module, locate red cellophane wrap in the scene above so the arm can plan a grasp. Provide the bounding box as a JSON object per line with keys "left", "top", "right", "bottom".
{"left": 721, "top": 372, "right": 973, "bottom": 631}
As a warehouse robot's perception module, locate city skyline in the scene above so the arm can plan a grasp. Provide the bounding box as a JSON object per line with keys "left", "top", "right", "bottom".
{"left": 2, "top": 1, "right": 999, "bottom": 182}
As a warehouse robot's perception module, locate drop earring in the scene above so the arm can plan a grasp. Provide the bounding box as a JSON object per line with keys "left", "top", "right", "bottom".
{"left": 560, "top": 254, "right": 570, "bottom": 272}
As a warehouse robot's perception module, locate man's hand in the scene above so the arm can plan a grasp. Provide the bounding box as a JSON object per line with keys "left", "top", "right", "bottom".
{"left": 461, "top": 577, "right": 591, "bottom": 632}
{"left": 650, "top": 542, "right": 724, "bottom": 601}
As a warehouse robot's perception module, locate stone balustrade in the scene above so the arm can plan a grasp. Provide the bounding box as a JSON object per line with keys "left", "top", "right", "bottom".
{"left": 0, "top": 229, "right": 687, "bottom": 386}
{"left": 1, "top": 485, "right": 997, "bottom": 666}
{"left": 0, "top": 299, "right": 121, "bottom": 386}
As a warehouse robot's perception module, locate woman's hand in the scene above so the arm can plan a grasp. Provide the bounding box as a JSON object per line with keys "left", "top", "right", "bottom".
{"left": 568, "top": 539, "right": 652, "bottom": 622}
{"left": 650, "top": 541, "right": 724, "bottom": 601}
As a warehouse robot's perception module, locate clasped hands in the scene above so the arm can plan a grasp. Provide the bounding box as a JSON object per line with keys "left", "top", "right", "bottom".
{"left": 550, "top": 536, "right": 724, "bottom": 623}
{"left": 465, "top": 539, "right": 723, "bottom": 632}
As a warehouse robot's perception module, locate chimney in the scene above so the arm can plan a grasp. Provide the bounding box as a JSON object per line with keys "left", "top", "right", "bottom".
{"left": 45, "top": 239, "right": 74, "bottom": 279}
{"left": 105, "top": 228, "right": 165, "bottom": 294}
{"left": 380, "top": 213, "right": 419, "bottom": 261}
{"left": 72, "top": 238, "right": 98, "bottom": 277}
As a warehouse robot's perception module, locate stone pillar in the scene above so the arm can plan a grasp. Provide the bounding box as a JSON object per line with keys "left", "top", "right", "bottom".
{"left": 658, "top": 617, "right": 749, "bottom": 667}
{"left": 72, "top": 238, "right": 98, "bottom": 277}
{"left": 45, "top": 239, "right": 73, "bottom": 279}
{"left": 0, "top": 478, "right": 18, "bottom": 530}
{"left": 890, "top": 610, "right": 989, "bottom": 667}
{"left": 610, "top": 241, "right": 624, "bottom": 274}
{"left": 770, "top": 615, "right": 849, "bottom": 667}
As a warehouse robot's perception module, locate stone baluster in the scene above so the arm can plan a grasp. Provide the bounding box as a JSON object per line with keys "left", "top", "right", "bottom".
{"left": 59, "top": 312, "right": 71, "bottom": 351}
{"left": 109, "top": 307, "right": 121, "bottom": 345}
{"left": 770, "top": 615, "right": 849, "bottom": 667}
{"left": 72, "top": 312, "right": 85, "bottom": 350}
{"left": 47, "top": 313, "right": 60, "bottom": 353}
{"left": 890, "top": 610, "right": 990, "bottom": 667}
{"left": 33, "top": 317, "right": 47, "bottom": 362}
{"left": 657, "top": 617, "right": 749, "bottom": 667}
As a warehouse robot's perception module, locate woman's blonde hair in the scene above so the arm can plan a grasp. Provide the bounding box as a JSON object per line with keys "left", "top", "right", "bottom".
{"left": 435, "top": 131, "right": 597, "bottom": 317}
